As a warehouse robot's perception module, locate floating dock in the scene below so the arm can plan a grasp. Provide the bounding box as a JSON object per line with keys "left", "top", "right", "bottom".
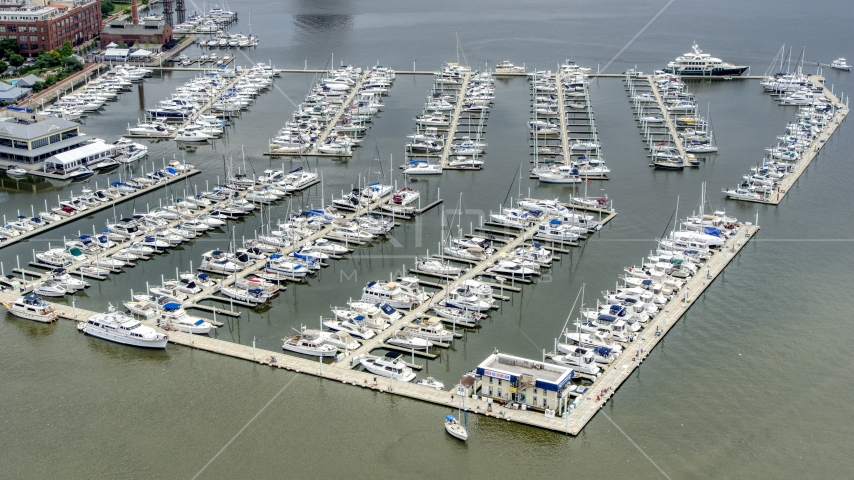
{"left": 0, "top": 169, "right": 200, "bottom": 251}
{"left": 0, "top": 220, "right": 758, "bottom": 435}
{"left": 727, "top": 75, "right": 849, "bottom": 205}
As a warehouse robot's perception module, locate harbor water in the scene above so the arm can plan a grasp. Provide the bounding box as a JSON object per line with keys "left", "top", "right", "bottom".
{"left": 2, "top": 0, "right": 853, "bottom": 478}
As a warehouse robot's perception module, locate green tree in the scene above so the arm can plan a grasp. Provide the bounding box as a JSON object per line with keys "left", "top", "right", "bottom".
{"left": 101, "top": 0, "right": 114, "bottom": 16}
{"left": 8, "top": 53, "right": 24, "bottom": 67}
{"left": 0, "top": 60, "right": 7, "bottom": 75}
{"left": 0, "top": 38, "right": 17, "bottom": 55}
{"left": 59, "top": 41, "right": 73, "bottom": 59}
{"left": 117, "top": 41, "right": 127, "bottom": 49}
{"left": 61, "top": 56, "right": 83, "bottom": 72}
{"left": 31, "top": 81, "right": 43, "bottom": 92}
{"left": 44, "top": 74, "right": 57, "bottom": 86}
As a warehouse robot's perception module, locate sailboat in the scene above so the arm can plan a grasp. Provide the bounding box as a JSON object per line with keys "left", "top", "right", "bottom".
{"left": 444, "top": 390, "right": 468, "bottom": 441}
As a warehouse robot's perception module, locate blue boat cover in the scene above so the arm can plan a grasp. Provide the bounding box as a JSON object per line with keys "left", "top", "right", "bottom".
{"left": 270, "top": 253, "right": 283, "bottom": 259}
{"left": 248, "top": 288, "right": 263, "bottom": 294}
{"left": 641, "top": 279, "right": 652, "bottom": 285}
{"left": 703, "top": 227, "right": 722, "bottom": 236}
{"left": 24, "top": 294, "right": 40, "bottom": 301}
{"left": 166, "top": 167, "right": 177, "bottom": 174}
{"left": 198, "top": 273, "right": 209, "bottom": 279}
{"left": 445, "top": 415, "right": 457, "bottom": 422}
{"left": 379, "top": 303, "right": 397, "bottom": 315}
{"left": 194, "top": 319, "right": 206, "bottom": 326}
{"left": 163, "top": 303, "right": 182, "bottom": 311}
{"left": 549, "top": 219, "right": 562, "bottom": 225}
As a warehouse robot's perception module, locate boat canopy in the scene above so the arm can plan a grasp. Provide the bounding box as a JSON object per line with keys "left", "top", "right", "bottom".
{"left": 163, "top": 302, "right": 182, "bottom": 311}
{"left": 703, "top": 227, "right": 722, "bottom": 236}
{"left": 379, "top": 303, "right": 397, "bottom": 315}
{"left": 445, "top": 415, "right": 457, "bottom": 422}
{"left": 23, "top": 294, "right": 41, "bottom": 302}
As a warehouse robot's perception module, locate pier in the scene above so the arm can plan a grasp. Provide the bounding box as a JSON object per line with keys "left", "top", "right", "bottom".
{"left": 646, "top": 75, "right": 686, "bottom": 157}
{"left": 0, "top": 220, "right": 758, "bottom": 435}
{"left": 727, "top": 75, "right": 849, "bottom": 205}
{"left": 439, "top": 73, "right": 472, "bottom": 167}
{"left": 0, "top": 169, "right": 200, "bottom": 251}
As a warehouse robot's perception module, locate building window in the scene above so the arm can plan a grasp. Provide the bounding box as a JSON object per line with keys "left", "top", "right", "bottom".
{"left": 31, "top": 137, "right": 48, "bottom": 149}
{"left": 28, "top": 26, "right": 36, "bottom": 32}
{"left": 0, "top": 26, "right": 5, "bottom": 32}
{"left": 533, "top": 396, "right": 537, "bottom": 404}
{"left": 488, "top": 377, "right": 493, "bottom": 384}
{"left": 0, "top": 138, "right": 12, "bottom": 148}
{"left": 29, "top": 36, "right": 37, "bottom": 41}
{"left": 49, "top": 134, "right": 60, "bottom": 144}
{"left": 61, "top": 130, "right": 78, "bottom": 140}
{"left": 497, "top": 388, "right": 502, "bottom": 397}
{"left": 20, "top": 44, "right": 28, "bottom": 50}
{"left": 31, "top": 44, "right": 38, "bottom": 51}
{"left": 13, "top": 140, "right": 28, "bottom": 150}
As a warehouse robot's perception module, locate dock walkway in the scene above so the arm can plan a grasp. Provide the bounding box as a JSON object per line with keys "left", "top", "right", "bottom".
{"left": 0, "top": 169, "right": 200, "bottom": 251}
{"left": 439, "top": 73, "right": 472, "bottom": 167}
{"left": 646, "top": 75, "right": 686, "bottom": 157}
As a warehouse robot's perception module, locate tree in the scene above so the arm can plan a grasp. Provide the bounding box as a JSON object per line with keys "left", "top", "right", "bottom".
{"left": 8, "top": 53, "right": 24, "bottom": 67}
{"left": 101, "top": 0, "right": 114, "bottom": 16}
{"left": 0, "top": 38, "right": 17, "bottom": 55}
{"left": 31, "top": 81, "right": 43, "bottom": 92}
{"left": 0, "top": 60, "right": 7, "bottom": 75}
{"left": 59, "top": 41, "right": 73, "bottom": 59}
{"left": 62, "top": 56, "right": 83, "bottom": 72}
{"left": 44, "top": 75, "right": 57, "bottom": 86}
{"left": 117, "top": 41, "right": 127, "bottom": 49}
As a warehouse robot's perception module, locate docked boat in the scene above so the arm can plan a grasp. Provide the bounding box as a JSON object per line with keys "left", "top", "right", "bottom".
{"left": 282, "top": 330, "right": 339, "bottom": 357}
{"left": 537, "top": 165, "right": 582, "bottom": 184}
{"left": 416, "top": 376, "right": 445, "bottom": 390}
{"left": 387, "top": 330, "right": 433, "bottom": 350}
{"left": 404, "top": 161, "right": 443, "bottom": 175}
{"left": 78, "top": 306, "right": 168, "bottom": 349}
{"left": 33, "top": 280, "right": 69, "bottom": 297}
{"left": 494, "top": 60, "right": 526, "bottom": 74}
{"left": 663, "top": 44, "right": 749, "bottom": 76}
{"left": 416, "top": 257, "right": 464, "bottom": 276}
{"left": 6, "top": 166, "right": 28, "bottom": 178}
{"left": 313, "top": 329, "right": 361, "bottom": 350}
{"left": 359, "top": 352, "right": 416, "bottom": 381}
{"left": 408, "top": 317, "right": 455, "bottom": 342}
{"left": 550, "top": 346, "right": 601, "bottom": 374}
{"left": 157, "top": 302, "right": 213, "bottom": 334}
{"left": 361, "top": 280, "right": 421, "bottom": 309}
{"left": 323, "top": 317, "right": 376, "bottom": 340}
{"left": 723, "top": 187, "right": 764, "bottom": 201}
{"left": 1, "top": 295, "right": 58, "bottom": 323}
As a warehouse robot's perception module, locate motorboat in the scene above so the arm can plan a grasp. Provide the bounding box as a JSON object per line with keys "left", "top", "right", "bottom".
{"left": 322, "top": 317, "right": 376, "bottom": 340}
{"left": 392, "top": 187, "right": 420, "bottom": 206}
{"left": 157, "top": 302, "right": 213, "bottom": 334}
{"left": 723, "top": 187, "right": 764, "bottom": 201}
{"left": 361, "top": 280, "right": 421, "bottom": 309}
{"left": 448, "top": 156, "right": 484, "bottom": 168}
{"left": 416, "top": 377, "right": 446, "bottom": 390}
{"left": 830, "top": 58, "right": 850, "bottom": 71}
{"left": 313, "top": 329, "right": 360, "bottom": 350}
{"left": 535, "top": 220, "right": 580, "bottom": 242}
{"left": 282, "top": 330, "right": 339, "bottom": 357}
{"left": 220, "top": 285, "right": 269, "bottom": 305}
{"left": 359, "top": 352, "right": 416, "bottom": 381}
{"left": 5, "top": 166, "right": 28, "bottom": 178}
{"left": 416, "top": 257, "right": 464, "bottom": 276}
{"left": 79, "top": 306, "right": 168, "bottom": 348}
{"left": 664, "top": 44, "right": 749, "bottom": 76}
{"left": 489, "top": 260, "right": 538, "bottom": 277}
{"left": 537, "top": 165, "right": 582, "bottom": 184}
{"left": 403, "top": 161, "right": 443, "bottom": 175}
{"left": 387, "top": 330, "right": 433, "bottom": 350}
{"left": 550, "top": 346, "right": 601, "bottom": 374}
{"left": 175, "top": 131, "right": 212, "bottom": 142}
{"left": 407, "top": 317, "right": 455, "bottom": 342}
{"left": 494, "top": 60, "right": 526, "bottom": 74}
{"left": 1, "top": 295, "right": 58, "bottom": 323}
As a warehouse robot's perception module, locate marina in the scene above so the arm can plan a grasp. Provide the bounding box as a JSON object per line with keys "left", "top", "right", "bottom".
{"left": 2, "top": 1, "right": 853, "bottom": 475}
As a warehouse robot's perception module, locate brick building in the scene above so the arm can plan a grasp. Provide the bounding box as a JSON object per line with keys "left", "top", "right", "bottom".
{"left": 99, "top": 19, "right": 172, "bottom": 48}
{"left": 0, "top": 0, "right": 101, "bottom": 55}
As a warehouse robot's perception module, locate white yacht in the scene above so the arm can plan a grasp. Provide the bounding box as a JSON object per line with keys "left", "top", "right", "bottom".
{"left": 157, "top": 302, "right": 213, "bottom": 334}
{"left": 663, "top": 44, "right": 749, "bottom": 76}
{"left": 550, "top": 346, "right": 601, "bottom": 374}
{"left": 494, "top": 60, "right": 526, "bottom": 74}
{"left": 537, "top": 165, "right": 582, "bottom": 184}
{"left": 830, "top": 58, "right": 850, "bottom": 71}
{"left": 386, "top": 330, "right": 433, "bottom": 350}
{"left": 403, "top": 161, "right": 443, "bottom": 175}
{"left": 408, "top": 317, "right": 455, "bottom": 342}
{"left": 282, "top": 330, "right": 339, "bottom": 357}
{"left": 361, "top": 280, "right": 421, "bottom": 309}
{"left": 2, "top": 295, "right": 58, "bottom": 323}
{"left": 79, "top": 307, "right": 168, "bottom": 349}
{"left": 359, "top": 352, "right": 416, "bottom": 381}
{"left": 322, "top": 317, "right": 376, "bottom": 340}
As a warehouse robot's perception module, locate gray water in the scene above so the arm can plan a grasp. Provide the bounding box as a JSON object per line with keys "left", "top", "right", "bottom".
{"left": 2, "top": 0, "right": 854, "bottom": 478}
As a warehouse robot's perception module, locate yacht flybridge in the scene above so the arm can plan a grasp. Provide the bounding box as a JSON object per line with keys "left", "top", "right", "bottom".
{"left": 664, "top": 44, "right": 749, "bottom": 76}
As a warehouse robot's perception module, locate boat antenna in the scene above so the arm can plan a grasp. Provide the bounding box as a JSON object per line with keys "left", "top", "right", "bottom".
{"left": 659, "top": 196, "right": 678, "bottom": 240}
{"left": 501, "top": 163, "right": 520, "bottom": 207}
{"left": 559, "top": 285, "right": 584, "bottom": 338}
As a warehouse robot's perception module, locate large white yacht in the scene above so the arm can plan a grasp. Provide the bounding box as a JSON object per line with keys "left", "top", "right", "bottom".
{"left": 2, "top": 295, "right": 59, "bottom": 323}
{"left": 664, "top": 44, "right": 749, "bottom": 76}
{"left": 79, "top": 307, "right": 168, "bottom": 349}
